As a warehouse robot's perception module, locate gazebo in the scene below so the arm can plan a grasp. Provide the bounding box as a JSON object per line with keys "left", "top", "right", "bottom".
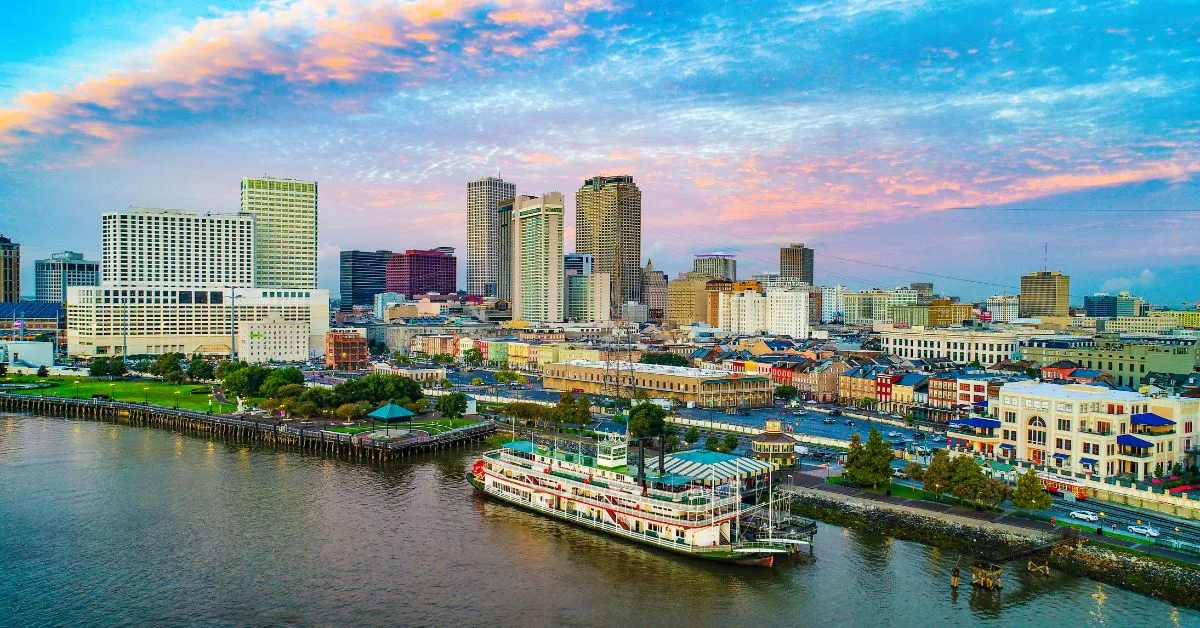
{"left": 368, "top": 403, "right": 415, "bottom": 435}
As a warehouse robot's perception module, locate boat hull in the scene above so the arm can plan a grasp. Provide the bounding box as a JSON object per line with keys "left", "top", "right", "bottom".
{"left": 467, "top": 472, "right": 780, "bottom": 568}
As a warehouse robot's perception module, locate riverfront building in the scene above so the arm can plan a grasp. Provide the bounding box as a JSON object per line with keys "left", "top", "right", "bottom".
{"left": 575, "top": 175, "right": 642, "bottom": 309}
{"left": 339, "top": 249, "right": 392, "bottom": 311}
{"left": 467, "top": 176, "right": 516, "bottom": 297}
{"left": 541, "top": 360, "right": 773, "bottom": 408}
{"left": 34, "top": 251, "right": 99, "bottom": 304}
{"left": 241, "top": 176, "right": 318, "bottom": 289}
{"left": 959, "top": 381, "right": 1200, "bottom": 481}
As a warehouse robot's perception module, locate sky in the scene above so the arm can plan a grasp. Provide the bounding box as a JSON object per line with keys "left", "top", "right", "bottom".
{"left": 1, "top": 0, "right": 1198, "bottom": 306}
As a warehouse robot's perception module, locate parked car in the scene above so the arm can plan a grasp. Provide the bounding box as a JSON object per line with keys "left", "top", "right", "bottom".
{"left": 822, "top": 418, "right": 835, "bottom": 425}
{"left": 890, "top": 413, "right": 903, "bottom": 419}
{"left": 913, "top": 432, "right": 927, "bottom": 440}
{"left": 893, "top": 468, "right": 907, "bottom": 479}
{"left": 844, "top": 420, "right": 855, "bottom": 426}
{"left": 830, "top": 409, "right": 843, "bottom": 416}
{"left": 1127, "top": 524, "right": 1160, "bottom": 538}
{"left": 1069, "top": 510, "right": 1099, "bottom": 522}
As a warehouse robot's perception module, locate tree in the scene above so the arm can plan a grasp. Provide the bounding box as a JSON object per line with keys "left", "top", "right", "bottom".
{"left": 259, "top": 367, "right": 304, "bottom": 398}
{"left": 392, "top": 351, "right": 411, "bottom": 366}
{"left": 273, "top": 383, "right": 306, "bottom": 400}
{"left": 723, "top": 433, "right": 739, "bottom": 453}
{"left": 640, "top": 352, "right": 689, "bottom": 367}
{"left": 845, "top": 428, "right": 894, "bottom": 489}
{"left": 553, "top": 393, "right": 590, "bottom": 427}
{"left": 335, "top": 402, "right": 367, "bottom": 422}
{"left": 149, "top": 353, "right": 184, "bottom": 379}
{"left": 471, "top": 377, "right": 484, "bottom": 386}
{"left": 628, "top": 402, "right": 668, "bottom": 479}
{"left": 436, "top": 392, "right": 469, "bottom": 418}
{"left": 0, "top": 363, "right": 7, "bottom": 377}
{"left": 903, "top": 461, "right": 924, "bottom": 482}
{"left": 685, "top": 426, "right": 700, "bottom": 444}
{"left": 1012, "top": 467, "right": 1052, "bottom": 511}
{"left": 36, "top": 365, "right": 49, "bottom": 377}
{"left": 922, "top": 448, "right": 952, "bottom": 497}
{"left": 187, "top": 355, "right": 214, "bottom": 381}
{"left": 462, "top": 348, "right": 483, "bottom": 366}
{"left": 775, "top": 384, "right": 798, "bottom": 403}
{"left": 705, "top": 435, "right": 721, "bottom": 451}
{"left": 844, "top": 432, "right": 864, "bottom": 481}
{"left": 438, "top": 378, "right": 454, "bottom": 390}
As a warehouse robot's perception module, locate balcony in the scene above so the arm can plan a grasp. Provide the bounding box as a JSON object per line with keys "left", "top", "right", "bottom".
{"left": 948, "top": 427, "right": 1000, "bottom": 440}
{"left": 1077, "top": 427, "right": 1114, "bottom": 436}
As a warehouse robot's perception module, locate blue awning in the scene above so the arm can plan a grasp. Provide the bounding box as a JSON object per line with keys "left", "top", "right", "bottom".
{"left": 1052, "top": 453, "right": 1070, "bottom": 460}
{"left": 1117, "top": 434, "right": 1153, "bottom": 448}
{"left": 1131, "top": 412, "right": 1175, "bottom": 427}
{"left": 999, "top": 443, "right": 1016, "bottom": 450}
{"left": 1080, "top": 457, "right": 1098, "bottom": 465}
{"left": 950, "top": 417, "right": 1002, "bottom": 429}
{"left": 972, "top": 400, "right": 988, "bottom": 407}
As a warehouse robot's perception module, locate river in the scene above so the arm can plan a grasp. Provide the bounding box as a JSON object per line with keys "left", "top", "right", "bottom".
{"left": 1, "top": 414, "right": 1193, "bottom": 627}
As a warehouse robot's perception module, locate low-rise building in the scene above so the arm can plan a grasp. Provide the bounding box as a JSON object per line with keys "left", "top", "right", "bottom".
{"left": 371, "top": 362, "right": 447, "bottom": 384}
{"left": 325, "top": 329, "right": 369, "bottom": 370}
{"left": 878, "top": 325, "right": 1050, "bottom": 366}
{"left": 751, "top": 420, "right": 796, "bottom": 466}
{"left": 1101, "top": 316, "right": 1181, "bottom": 334}
{"left": 1021, "top": 335, "right": 1200, "bottom": 388}
{"left": 237, "top": 315, "right": 311, "bottom": 364}
{"left": 1149, "top": 310, "right": 1200, "bottom": 329}
{"left": 541, "top": 360, "right": 773, "bottom": 408}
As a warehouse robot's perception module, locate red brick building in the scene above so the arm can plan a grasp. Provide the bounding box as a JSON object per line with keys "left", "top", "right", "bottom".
{"left": 325, "top": 329, "right": 369, "bottom": 371}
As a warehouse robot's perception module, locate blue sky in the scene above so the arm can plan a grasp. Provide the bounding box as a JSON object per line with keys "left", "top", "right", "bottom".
{"left": 1, "top": 0, "right": 1197, "bottom": 305}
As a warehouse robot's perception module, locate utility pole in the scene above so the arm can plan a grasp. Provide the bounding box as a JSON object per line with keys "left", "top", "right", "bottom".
{"left": 121, "top": 296, "right": 128, "bottom": 365}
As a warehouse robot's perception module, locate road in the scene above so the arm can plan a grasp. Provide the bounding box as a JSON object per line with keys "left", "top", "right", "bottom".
{"left": 1047, "top": 496, "right": 1200, "bottom": 546}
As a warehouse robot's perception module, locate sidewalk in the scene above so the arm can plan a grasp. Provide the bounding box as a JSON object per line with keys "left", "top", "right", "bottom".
{"left": 784, "top": 470, "right": 1197, "bottom": 563}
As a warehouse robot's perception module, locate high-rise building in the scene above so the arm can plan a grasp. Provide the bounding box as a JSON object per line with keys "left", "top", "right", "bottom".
{"left": 1019, "top": 270, "right": 1070, "bottom": 318}
{"left": 642, "top": 259, "right": 667, "bottom": 321}
{"left": 386, "top": 248, "right": 457, "bottom": 297}
{"left": 986, "top": 295, "right": 1020, "bottom": 323}
{"left": 779, "top": 243, "right": 814, "bottom": 285}
{"left": 0, "top": 235, "right": 20, "bottom": 302}
{"left": 566, "top": 272, "right": 611, "bottom": 323}
{"left": 1084, "top": 292, "right": 1143, "bottom": 318}
{"left": 564, "top": 253, "right": 594, "bottom": 276}
{"left": 575, "top": 175, "right": 641, "bottom": 311}
{"left": 240, "top": 177, "right": 318, "bottom": 289}
{"left": 693, "top": 253, "right": 736, "bottom": 281}
{"left": 666, "top": 272, "right": 713, "bottom": 327}
{"left": 35, "top": 251, "right": 99, "bottom": 304}
{"left": 467, "top": 176, "right": 516, "bottom": 297}
{"left": 511, "top": 193, "right": 564, "bottom": 323}
{"left": 821, "top": 284, "right": 846, "bottom": 323}
{"left": 102, "top": 208, "right": 255, "bottom": 288}
{"left": 339, "top": 250, "right": 392, "bottom": 312}
{"left": 496, "top": 197, "right": 515, "bottom": 302}
{"left": 910, "top": 282, "right": 934, "bottom": 298}
{"left": 716, "top": 288, "right": 810, "bottom": 338}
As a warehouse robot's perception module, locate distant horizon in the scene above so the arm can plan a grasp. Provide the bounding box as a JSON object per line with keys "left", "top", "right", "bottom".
{"left": 2, "top": 1, "right": 1197, "bottom": 305}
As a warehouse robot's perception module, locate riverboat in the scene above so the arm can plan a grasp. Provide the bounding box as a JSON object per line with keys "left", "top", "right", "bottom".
{"left": 467, "top": 433, "right": 815, "bottom": 567}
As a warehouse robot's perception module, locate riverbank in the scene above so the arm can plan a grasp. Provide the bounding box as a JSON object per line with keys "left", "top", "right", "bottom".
{"left": 786, "top": 487, "right": 1200, "bottom": 609}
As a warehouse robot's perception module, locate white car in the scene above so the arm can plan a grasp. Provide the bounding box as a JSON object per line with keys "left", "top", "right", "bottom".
{"left": 1127, "top": 525, "right": 1160, "bottom": 538}
{"left": 1069, "top": 510, "right": 1099, "bottom": 522}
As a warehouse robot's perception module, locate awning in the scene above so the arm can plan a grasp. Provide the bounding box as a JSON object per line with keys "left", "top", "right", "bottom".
{"left": 1131, "top": 412, "right": 1175, "bottom": 427}
{"left": 1117, "top": 434, "right": 1153, "bottom": 448}
{"left": 999, "top": 443, "right": 1016, "bottom": 450}
{"left": 972, "top": 400, "right": 988, "bottom": 407}
{"left": 1080, "top": 457, "right": 1098, "bottom": 465}
{"left": 1052, "top": 453, "right": 1070, "bottom": 460}
{"left": 950, "top": 417, "right": 1001, "bottom": 429}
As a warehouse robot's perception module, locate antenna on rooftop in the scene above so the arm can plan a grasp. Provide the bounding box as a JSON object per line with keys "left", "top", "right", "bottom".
{"left": 1043, "top": 242, "right": 1048, "bottom": 272}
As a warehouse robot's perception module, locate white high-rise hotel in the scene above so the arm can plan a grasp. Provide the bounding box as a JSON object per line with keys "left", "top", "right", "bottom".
{"left": 467, "top": 176, "right": 516, "bottom": 297}
{"left": 67, "top": 179, "right": 328, "bottom": 360}
{"left": 510, "top": 193, "right": 564, "bottom": 324}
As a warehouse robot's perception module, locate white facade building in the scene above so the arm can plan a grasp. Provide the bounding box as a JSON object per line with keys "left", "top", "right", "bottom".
{"left": 821, "top": 284, "right": 846, "bottom": 323}
{"left": 102, "top": 208, "right": 254, "bottom": 289}
{"left": 566, "top": 272, "right": 611, "bottom": 323}
{"left": 237, "top": 314, "right": 312, "bottom": 363}
{"left": 717, "top": 289, "right": 810, "bottom": 338}
{"left": 240, "top": 177, "right": 318, "bottom": 289}
{"left": 467, "top": 176, "right": 517, "bottom": 297}
{"left": 510, "top": 193, "right": 564, "bottom": 323}
{"left": 878, "top": 325, "right": 1052, "bottom": 365}
{"left": 986, "top": 295, "right": 1020, "bottom": 323}
{"left": 373, "top": 292, "right": 406, "bottom": 319}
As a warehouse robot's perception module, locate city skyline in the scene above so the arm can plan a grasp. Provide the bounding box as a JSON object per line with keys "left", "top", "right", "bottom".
{"left": 1, "top": 1, "right": 1198, "bottom": 303}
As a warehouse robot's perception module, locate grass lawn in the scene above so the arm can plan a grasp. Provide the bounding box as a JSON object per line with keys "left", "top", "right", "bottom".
{"left": 1, "top": 374, "right": 241, "bottom": 413}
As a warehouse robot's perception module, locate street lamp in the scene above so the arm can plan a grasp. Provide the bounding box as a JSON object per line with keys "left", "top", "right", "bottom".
{"left": 174, "top": 390, "right": 181, "bottom": 409}
{"left": 73, "top": 379, "right": 80, "bottom": 399}
{"left": 143, "top": 386, "right": 149, "bottom": 404}
{"left": 109, "top": 382, "right": 115, "bottom": 400}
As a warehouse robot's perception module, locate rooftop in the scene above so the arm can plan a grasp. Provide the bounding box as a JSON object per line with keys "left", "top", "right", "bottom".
{"left": 554, "top": 360, "right": 767, "bottom": 380}
{"left": 998, "top": 380, "right": 1150, "bottom": 402}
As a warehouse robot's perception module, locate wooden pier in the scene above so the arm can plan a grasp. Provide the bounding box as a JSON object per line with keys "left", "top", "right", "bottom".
{"left": 0, "top": 392, "right": 497, "bottom": 462}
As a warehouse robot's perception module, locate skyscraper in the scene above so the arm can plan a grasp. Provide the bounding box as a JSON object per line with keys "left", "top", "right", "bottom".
{"left": 339, "top": 250, "right": 392, "bottom": 311}
{"left": 511, "top": 193, "right": 564, "bottom": 323}
{"left": 35, "top": 251, "right": 99, "bottom": 303}
{"left": 496, "top": 197, "right": 515, "bottom": 302}
{"left": 467, "top": 176, "right": 516, "bottom": 297}
{"left": 240, "top": 176, "right": 318, "bottom": 289}
{"left": 102, "top": 208, "right": 255, "bottom": 288}
{"left": 1019, "top": 270, "right": 1070, "bottom": 318}
{"left": 0, "top": 235, "right": 20, "bottom": 302}
{"left": 779, "top": 243, "right": 814, "bottom": 285}
{"left": 386, "top": 248, "right": 457, "bottom": 297}
{"left": 642, "top": 259, "right": 667, "bottom": 321}
{"left": 693, "top": 253, "right": 736, "bottom": 281}
{"left": 575, "top": 175, "right": 641, "bottom": 312}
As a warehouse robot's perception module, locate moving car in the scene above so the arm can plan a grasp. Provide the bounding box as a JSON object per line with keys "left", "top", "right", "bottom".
{"left": 830, "top": 409, "right": 843, "bottom": 416}
{"left": 1069, "top": 510, "right": 1099, "bottom": 522}
{"left": 1127, "top": 525, "right": 1160, "bottom": 538}
{"left": 822, "top": 418, "right": 835, "bottom": 425}
{"left": 844, "top": 420, "right": 855, "bottom": 426}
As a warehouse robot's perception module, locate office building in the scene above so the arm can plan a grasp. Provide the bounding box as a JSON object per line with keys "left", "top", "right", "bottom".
{"left": 1084, "top": 292, "right": 1143, "bottom": 318}
{"left": 566, "top": 272, "right": 611, "bottom": 323}
{"left": 564, "top": 253, "right": 594, "bottom": 276}
{"left": 928, "top": 298, "right": 974, "bottom": 327}
{"left": 496, "top": 197, "right": 515, "bottom": 301}
{"left": 716, "top": 288, "right": 810, "bottom": 338}
{"left": 467, "top": 176, "right": 516, "bottom": 297}
{"left": 779, "top": 243, "right": 814, "bottom": 285}
{"left": 843, "top": 289, "right": 892, "bottom": 325}
{"left": 910, "top": 282, "right": 934, "bottom": 299}
{"left": 325, "top": 328, "right": 369, "bottom": 370}
{"left": 693, "top": 253, "right": 736, "bottom": 281}
{"left": 0, "top": 235, "right": 17, "bottom": 302}
{"left": 821, "top": 284, "right": 846, "bottom": 323}
{"left": 373, "top": 292, "right": 405, "bottom": 319}
{"left": 1100, "top": 316, "right": 1180, "bottom": 334}
{"left": 101, "top": 208, "right": 255, "bottom": 288}
{"left": 1150, "top": 310, "right": 1200, "bottom": 329}
{"left": 240, "top": 176, "right": 318, "bottom": 289}
{"left": 642, "top": 259, "right": 667, "bottom": 321}
{"left": 511, "top": 193, "right": 564, "bottom": 323}
{"left": 986, "top": 295, "right": 1020, "bottom": 323}
{"left": 620, "top": 301, "right": 649, "bottom": 323}
{"left": 386, "top": 248, "right": 456, "bottom": 297}
{"left": 339, "top": 250, "right": 392, "bottom": 312}
{"left": 1019, "top": 271, "right": 1070, "bottom": 318}
{"left": 34, "top": 251, "right": 99, "bottom": 304}
{"left": 575, "top": 175, "right": 642, "bottom": 310}
{"left": 666, "top": 272, "right": 712, "bottom": 326}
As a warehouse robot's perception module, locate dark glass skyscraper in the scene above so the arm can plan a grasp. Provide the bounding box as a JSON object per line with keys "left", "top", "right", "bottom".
{"left": 339, "top": 250, "right": 392, "bottom": 312}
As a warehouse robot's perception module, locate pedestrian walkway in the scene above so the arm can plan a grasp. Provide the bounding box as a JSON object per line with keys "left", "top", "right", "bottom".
{"left": 784, "top": 470, "right": 1196, "bottom": 563}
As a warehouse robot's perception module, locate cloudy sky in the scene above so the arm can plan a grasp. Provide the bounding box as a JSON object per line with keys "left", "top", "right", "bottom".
{"left": 2, "top": 0, "right": 1197, "bottom": 305}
